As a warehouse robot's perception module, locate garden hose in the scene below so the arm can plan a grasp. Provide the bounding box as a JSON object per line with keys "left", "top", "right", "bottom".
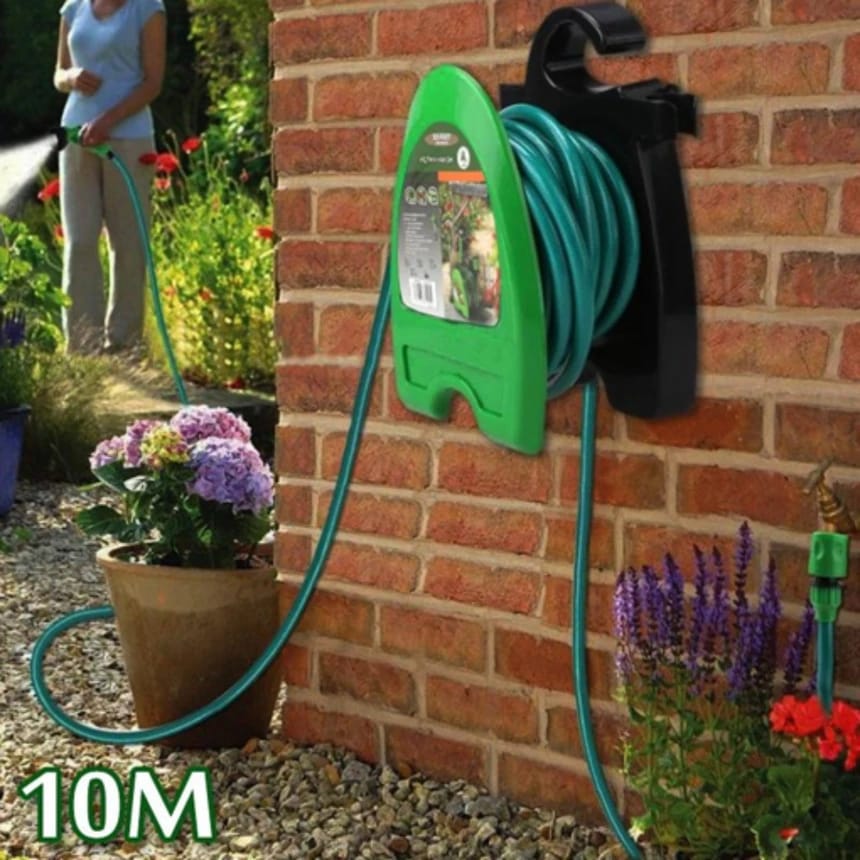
{"left": 34, "top": 107, "right": 642, "bottom": 858}
{"left": 60, "top": 127, "right": 189, "bottom": 405}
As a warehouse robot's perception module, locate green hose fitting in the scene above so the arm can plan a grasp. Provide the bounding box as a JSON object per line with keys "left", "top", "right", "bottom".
{"left": 64, "top": 125, "right": 113, "bottom": 159}
{"left": 808, "top": 531, "right": 848, "bottom": 622}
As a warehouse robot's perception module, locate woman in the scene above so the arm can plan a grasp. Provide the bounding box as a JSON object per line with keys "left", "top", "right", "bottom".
{"left": 54, "top": 0, "right": 166, "bottom": 354}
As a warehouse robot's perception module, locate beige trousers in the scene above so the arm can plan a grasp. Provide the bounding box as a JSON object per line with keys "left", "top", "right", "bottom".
{"left": 59, "top": 137, "right": 154, "bottom": 352}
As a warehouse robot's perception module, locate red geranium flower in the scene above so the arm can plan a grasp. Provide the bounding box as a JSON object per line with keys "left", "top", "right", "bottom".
{"left": 793, "top": 696, "right": 829, "bottom": 737}
{"left": 255, "top": 226, "right": 275, "bottom": 241}
{"left": 139, "top": 152, "right": 158, "bottom": 165}
{"left": 37, "top": 178, "right": 60, "bottom": 202}
{"left": 181, "top": 137, "right": 202, "bottom": 154}
{"left": 818, "top": 725, "right": 843, "bottom": 762}
{"left": 846, "top": 737, "right": 860, "bottom": 771}
{"left": 832, "top": 700, "right": 860, "bottom": 738}
{"left": 155, "top": 177, "right": 172, "bottom": 191}
{"left": 770, "top": 696, "right": 798, "bottom": 734}
{"left": 155, "top": 152, "right": 180, "bottom": 174}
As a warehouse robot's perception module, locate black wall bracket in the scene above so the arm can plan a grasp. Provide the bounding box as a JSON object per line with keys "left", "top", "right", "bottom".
{"left": 501, "top": 2, "right": 699, "bottom": 419}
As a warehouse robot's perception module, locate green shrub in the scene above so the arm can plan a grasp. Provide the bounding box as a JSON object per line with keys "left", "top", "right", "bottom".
{"left": 148, "top": 134, "right": 276, "bottom": 390}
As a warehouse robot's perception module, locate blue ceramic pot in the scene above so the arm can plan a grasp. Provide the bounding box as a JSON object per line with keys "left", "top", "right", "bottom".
{"left": 0, "top": 404, "right": 30, "bottom": 517}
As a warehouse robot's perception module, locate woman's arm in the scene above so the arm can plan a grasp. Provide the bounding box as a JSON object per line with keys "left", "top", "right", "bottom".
{"left": 54, "top": 17, "right": 103, "bottom": 95}
{"left": 80, "top": 11, "right": 167, "bottom": 146}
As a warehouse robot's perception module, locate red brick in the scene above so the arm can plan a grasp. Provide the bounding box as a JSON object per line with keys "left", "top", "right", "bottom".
{"left": 379, "top": 127, "right": 405, "bottom": 173}
{"left": 385, "top": 725, "right": 486, "bottom": 784}
{"left": 542, "top": 578, "right": 617, "bottom": 636}
{"left": 493, "top": 0, "right": 570, "bottom": 47}
{"left": 387, "top": 384, "right": 479, "bottom": 430}
{"left": 561, "top": 453, "right": 665, "bottom": 509}
{"left": 626, "top": 398, "right": 764, "bottom": 452}
{"left": 322, "top": 433, "right": 431, "bottom": 490}
{"left": 696, "top": 250, "right": 767, "bottom": 307}
{"left": 681, "top": 112, "right": 759, "bottom": 168}
{"left": 690, "top": 183, "right": 828, "bottom": 236}
{"left": 270, "top": 0, "right": 303, "bottom": 10}
{"left": 319, "top": 652, "right": 416, "bottom": 713}
{"left": 840, "top": 323, "right": 860, "bottom": 379}
{"left": 378, "top": 4, "right": 488, "bottom": 55}
{"left": 274, "top": 128, "right": 373, "bottom": 175}
{"left": 546, "top": 386, "right": 615, "bottom": 437}
{"left": 688, "top": 44, "right": 830, "bottom": 99}
{"left": 589, "top": 53, "right": 679, "bottom": 86}
{"left": 772, "top": 110, "right": 860, "bottom": 165}
{"left": 462, "top": 61, "right": 527, "bottom": 107}
{"left": 627, "top": 0, "right": 758, "bottom": 34}
{"left": 318, "top": 305, "right": 375, "bottom": 357}
{"left": 777, "top": 252, "right": 860, "bottom": 308}
{"left": 269, "top": 77, "right": 308, "bottom": 124}
{"left": 274, "top": 188, "right": 311, "bottom": 234}
{"left": 275, "top": 301, "right": 314, "bottom": 357}
{"left": 498, "top": 754, "right": 606, "bottom": 823}
{"left": 281, "top": 702, "right": 378, "bottom": 763}
{"left": 380, "top": 606, "right": 487, "bottom": 672}
{"left": 277, "top": 364, "right": 383, "bottom": 416}
{"left": 677, "top": 465, "right": 818, "bottom": 531}
{"left": 277, "top": 240, "right": 381, "bottom": 290}
{"left": 282, "top": 643, "right": 311, "bottom": 688}
{"left": 771, "top": 544, "right": 860, "bottom": 613}
{"left": 271, "top": 15, "right": 371, "bottom": 64}
{"left": 317, "top": 491, "right": 422, "bottom": 540}
{"left": 438, "top": 442, "right": 552, "bottom": 503}
{"left": 275, "top": 532, "right": 311, "bottom": 572}
{"left": 772, "top": 0, "right": 860, "bottom": 23}
{"left": 841, "top": 178, "right": 860, "bottom": 234}
{"left": 276, "top": 483, "right": 312, "bottom": 526}
{"left": 836, "top": 623, "right": 860, "bottom": 687}
{"left": 546, "top": 705, "right": 626, "bottom": 766}
{"left": 495, "top": 629, "right": 573, "bottom": 693}
{"left": 427, "top": 501, "right": 542, "bottom": 555}
{"left": 318, "top": 189, "right": 391, "bottom": 235}
{"left": 702, "top": 321, "right": 830, "bottom": 379}
{"left": 545, "top": 514, "right": 614, "bottom": 570}
{"left": 315, "top": 73, "right": 418, "bottom": 121}
{"left": 423, "top": 557, "right": 540, "bottom": 615}
{"left": 275, "top": 425, "right": 315, "bottom": 477}
{"left": 325, "top": 542, "right": 419, "bottom": 593}
{"left": 426, "top": 676, "right": 539, "bottom": 743}
{"left": 845, "top": 34, "right": 860, "bottom": 90}
{"left": 281, "top": 584, "right": 375, "bottom": 645}
{"left": 623, "top": 523, "right": 747, "bottom": 581}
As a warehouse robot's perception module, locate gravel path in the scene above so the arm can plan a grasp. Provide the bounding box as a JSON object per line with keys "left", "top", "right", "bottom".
{"left": 0, "top": 483, "right": 618, "bottom": 860}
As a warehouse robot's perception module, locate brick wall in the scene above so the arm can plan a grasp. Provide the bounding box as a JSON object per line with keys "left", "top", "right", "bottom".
{"left": 269, "top": 0, "right": 860, "bottom": 820}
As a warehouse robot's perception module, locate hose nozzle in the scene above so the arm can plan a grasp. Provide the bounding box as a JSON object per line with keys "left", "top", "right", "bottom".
{"left": 54, "top": 125, "right": 113, "bottom": 159}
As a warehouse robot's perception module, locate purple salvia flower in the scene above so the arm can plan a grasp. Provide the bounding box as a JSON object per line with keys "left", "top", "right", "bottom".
{"left": 170, "top": 405, "right": 251, "bottom": 445}
{"left": 709, "top": 547, "right": 731, "bottom": 670}
{"left": 187, "top": 437, "right": 273, "bottom": 514}
{"left": 727, "top": 610, "right": 757, "bottom": 699}
{"left": 686, "top": 545, "right": 710, "bottom": 678}
{"left": 122, "top": 419, "right": 163, "bottom": 467}
{"left": 733, "top": 521, "right": 752, "bottom": 625}
{"left": 783, "top": 600, "right": 814, "bottom": 694}
{"left": 751, "top": 558, "right": 781, "bottom": 702}
{"left": 613, "top": 570, "right": 635, "bottom": 681}
{"left": 663, "top": 553, "right": 685, "bottom": 661}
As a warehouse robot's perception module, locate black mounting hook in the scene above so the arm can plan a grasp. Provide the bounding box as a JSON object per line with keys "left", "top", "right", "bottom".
{"left": 501, "top": 1, "right": 699, "bottom": 420}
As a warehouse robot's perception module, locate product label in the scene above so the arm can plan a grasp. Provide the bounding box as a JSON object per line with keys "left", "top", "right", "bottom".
{"left": 397, "top": 123, "right": 500, "bottom": 326}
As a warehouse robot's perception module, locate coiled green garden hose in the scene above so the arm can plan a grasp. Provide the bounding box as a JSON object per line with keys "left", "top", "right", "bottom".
{"left": 33, "top": 108, "right": 642, "bottom": 858}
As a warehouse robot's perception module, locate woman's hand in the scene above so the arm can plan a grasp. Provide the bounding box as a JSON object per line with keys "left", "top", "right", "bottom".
{"left": 67, "top": 67, "right": 103, "bottom": 96}
{"left": 80, "top": 114, "right": 114, "bottom": 147}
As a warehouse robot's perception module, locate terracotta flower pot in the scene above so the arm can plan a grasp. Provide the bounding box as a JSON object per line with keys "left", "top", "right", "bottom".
{"left": 97, "top": 543, "right": 282, "bottom": 749}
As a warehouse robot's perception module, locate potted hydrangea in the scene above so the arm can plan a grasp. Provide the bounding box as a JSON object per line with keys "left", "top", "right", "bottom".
{"left": 77, "top": 405, "right": 279, "bottom": 748}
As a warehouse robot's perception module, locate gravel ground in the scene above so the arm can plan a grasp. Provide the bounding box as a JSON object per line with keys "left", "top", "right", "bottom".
{"left": 0, "top": 483, "right": 621, "bottom": 860}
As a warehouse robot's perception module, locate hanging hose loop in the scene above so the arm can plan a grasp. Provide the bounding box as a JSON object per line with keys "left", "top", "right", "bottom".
{"left": 501, "top": 104, "right": 639, "bottom": 397}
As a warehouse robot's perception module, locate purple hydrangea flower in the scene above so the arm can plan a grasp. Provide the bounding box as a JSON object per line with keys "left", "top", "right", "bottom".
{"left": 170, "top": 406, "right": 252, "bottom": 446}
{"left": 187, "top": 437, "right": 273, "bottom": 514}
{"left": 90, "top": 435, "right": 126, "bottom": 469}
{"left": 123, "top": 419, "right": 163, "bottom": 467}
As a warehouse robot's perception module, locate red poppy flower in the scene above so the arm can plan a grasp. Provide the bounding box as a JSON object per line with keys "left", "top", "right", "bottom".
{"left": 155, "top": 177, "right": 171, "bottom": 191}
{"left": 54, "top": 224, "right": 64, "bottom": 240}
{"left": 779, "top": 828, "right": 799, "bottom": 843}
{"left": 37, "top": 178, "right": 60, "bottom": 202}
{"left": 181, "top": 136, "right": 202, "bottom": 154}
{"left": 155, "top": 152, "right": 180, "bottom": 174}
{"left": 163, "top": 285, "right": 177, "bottom": 299}
{"left": 199, "top": 288, "right": 213, "bottom": 302}
{"left": 255, "top": 226, "right": 275, "bottom": 241}
{"left": 239, "top": 169, "right": 249, "bottom": 183}
{"left": 139, "top": 152, "right": 158, "bottom": 165}
{"left": 226, "top": 377, "right": 246, "bottom": 390}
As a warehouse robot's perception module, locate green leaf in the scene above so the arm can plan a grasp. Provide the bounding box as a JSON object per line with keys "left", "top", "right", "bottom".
{"left": 75, "top": 505, "right": 127, "bottom": 537}
{"left": 752, "top": 814, "right": 792, "bottom": 860}
{"left": 92, "top": 461, "right": 137, "bottom": 494}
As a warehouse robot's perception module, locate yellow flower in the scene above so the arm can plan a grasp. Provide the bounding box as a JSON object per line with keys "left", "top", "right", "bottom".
{"left": 140, "top": 426, "right": 189, "bottom": 469}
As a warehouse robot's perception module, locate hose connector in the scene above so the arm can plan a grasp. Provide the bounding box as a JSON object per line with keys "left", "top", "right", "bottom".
{"left": 56, "top": 125, "right": 114, "bottom": 160}
{"left": 808, "top": 530, "right": 848, "bottom": 623}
